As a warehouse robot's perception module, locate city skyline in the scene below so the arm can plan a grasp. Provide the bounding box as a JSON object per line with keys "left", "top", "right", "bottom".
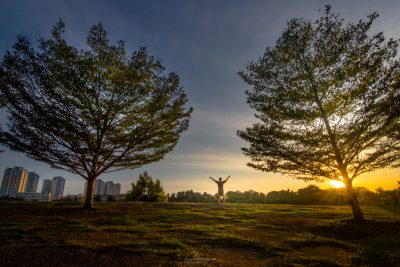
{"left": 0, "top": 166, "right": 65, "bottom": 201}
{"left": 1, "top": 1, "right": 400, "bottom": 195}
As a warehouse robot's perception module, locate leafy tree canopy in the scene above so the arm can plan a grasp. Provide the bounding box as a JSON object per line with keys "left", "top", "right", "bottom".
{"left": 238, "top": 6, "right": 400, "bottom": 220}
{"left": 0, "top": 21, "right": 192, "bottom": 208}
{"left": 126, "top": 171, "right": 167, "bottom": 202}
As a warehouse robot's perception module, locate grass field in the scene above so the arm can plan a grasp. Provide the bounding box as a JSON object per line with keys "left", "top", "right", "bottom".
{"left": 0, "top": 201, "right": 399, "bottom": 266}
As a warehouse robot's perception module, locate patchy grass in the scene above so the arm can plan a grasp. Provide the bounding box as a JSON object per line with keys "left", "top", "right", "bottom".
{"left": 0, "top": 201, "right": 399, "bottom": 266}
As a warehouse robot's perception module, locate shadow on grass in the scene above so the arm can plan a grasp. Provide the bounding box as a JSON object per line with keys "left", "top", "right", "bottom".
{"left": 309, "top": 219, "right": 400, "bottom": 266}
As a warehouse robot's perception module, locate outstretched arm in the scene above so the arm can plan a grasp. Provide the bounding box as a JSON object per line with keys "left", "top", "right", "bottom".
{"left": 223, "top": 176, "right": 230, "bottom": 183}
{"left": 209, "top": 177, "right": 217, "bottom": 182}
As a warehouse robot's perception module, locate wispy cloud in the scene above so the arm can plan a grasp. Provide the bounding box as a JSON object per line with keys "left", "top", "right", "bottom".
{"left": 165, "top": 148, "right": 250, "bottom": 172}
{"left": 188, "top": 107, "right": 257, "bottom": 136}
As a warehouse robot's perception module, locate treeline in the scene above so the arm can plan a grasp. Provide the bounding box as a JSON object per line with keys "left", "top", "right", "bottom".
{"left": 167, "top": 184, "right": 400, "bottom": 205}
{"left": 124, "top": 171, "right": 400, "bottom": 206}
{"left": 168, "top": 190, "right": 216, "bottom": 203}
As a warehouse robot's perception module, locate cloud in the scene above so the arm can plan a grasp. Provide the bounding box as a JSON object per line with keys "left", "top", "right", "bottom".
{"left": 164, "top": 148, "right": 250, "bottom": 172}
{"left": 188, "top": 107, "right": 257, "bottom": 136}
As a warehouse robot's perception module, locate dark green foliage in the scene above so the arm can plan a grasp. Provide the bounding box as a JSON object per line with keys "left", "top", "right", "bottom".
{"left": 0, "top": 21, "right": 192, "bottom": 208}
{"left": 0, "top": 196, "right": 24, "bottom": 201}
{"left": 296, "top": 185, "right": 326, "bottom": 205}
{"left": 107, "top": 195, "right": 116, "bottom": 202}
{"left": 237, "top": 185, "right": 400, "bottom": 205}
{"left": 226, "top": 190, "right": 267, "bottom": 203}
{"left": 360, "top": 184, "right": 400, "bottom": 206}
{"left": 126, "top": 172, "right": 167, "bottom": 202}
{"left": 266, "top": 189, "right": 298, "bottom": 204}
{"left": 168, "top": 190, "right": 216, "bottom": 203}
{"left": 237, "top": 186, "right": 347, "bottom": 205}
{"left": 166, "top": 184, "right": 400, "bottom": 205}
{"left": 238, "top": 6, "right": 400, "bottom": 220}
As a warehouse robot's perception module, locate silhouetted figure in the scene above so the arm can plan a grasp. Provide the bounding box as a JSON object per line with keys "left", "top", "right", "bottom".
{"left": 209, "top": 176, "right": 230, "bottom": 203}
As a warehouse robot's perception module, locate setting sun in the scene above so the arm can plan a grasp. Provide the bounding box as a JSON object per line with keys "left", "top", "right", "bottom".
{"left": 329, "top": 180, "right": 345, "bottom": 188}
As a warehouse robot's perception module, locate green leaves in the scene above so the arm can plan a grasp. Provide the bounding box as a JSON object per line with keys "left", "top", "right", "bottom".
{"left": 126, "top": 171, "right": 167, "bottom": 202}
{"left": 238, "top": 6, "right": 400, "bottom": 182}
{"left": 0, "top": 21, "right": 192, "bottom": 188}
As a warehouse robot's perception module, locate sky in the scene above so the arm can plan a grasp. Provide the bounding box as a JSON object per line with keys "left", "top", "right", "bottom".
{"left": 1, "top": 0, "right": 400, "bottom": 195}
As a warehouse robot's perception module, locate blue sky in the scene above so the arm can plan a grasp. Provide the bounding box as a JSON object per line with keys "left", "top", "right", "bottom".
{"left": 1, "top": 0, "right": 400, "bottom": 195}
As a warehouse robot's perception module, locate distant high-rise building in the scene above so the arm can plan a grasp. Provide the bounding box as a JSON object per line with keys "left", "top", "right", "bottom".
{"left": 25, "top": 172, "right": 39, "bottom": 192}
{"left": 41, "top": 179, "right": 52, "bottom": 194}
{"left": 51, "top": 176, "right": 65, "bottom": 200}
{"left": 105, "top": 181, "right": 114, "bottom": 195}
{"left": 95, "top": 179, "right": 105, "bottom": 195}
{"left": 84, "top": 179, "right": 104, "bottom": 195}
{"left": 0, "top": 167, "right": 28, "bottom": 195}
{"left": 113, "top": 183, "right": 121, "bottom": 195}
{"left": 0, "top": 168, "right": 12, "bottom": 194}
{"left": 85, "top": 179, "right": 120, "bottom": 196}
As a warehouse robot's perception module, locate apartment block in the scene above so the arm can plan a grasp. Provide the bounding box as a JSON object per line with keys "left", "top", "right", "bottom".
{"left": 84, "top": 179, "right": 104, "bottom": 195}
{"left": 84, "top": 179, "right": 121, "bottom": 196}
{"left": 105, "top": 181, "right": 114, "bottom": 195}
{"left": 0, "top": 167, "right": 28, "bottom": 194}
{"left": 25, "top": 172, "right": 39, "bottom": 192}
{"left": 41, "top": 179, "right": 52, "bottom": 194}
{"left": 95, "top": 179, "right": 105, "bottom": 195}
{"left": 113, "top": 183, "right": 121, "bottom": 195}
{"left": 51, "top": 176, "right": 65, "bottom": 200}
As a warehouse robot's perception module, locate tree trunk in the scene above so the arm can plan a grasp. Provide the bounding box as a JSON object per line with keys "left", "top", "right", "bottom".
{"left": 84, "top": 176, "right": 96, "bottom": 209}
{"left": 345, "top": 181, "right": 364, "bottom": 222}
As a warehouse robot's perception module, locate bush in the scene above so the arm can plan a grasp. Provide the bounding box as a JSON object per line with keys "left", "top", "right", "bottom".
{"left": 126, "top": 172, "right": 167, "bottom": 202}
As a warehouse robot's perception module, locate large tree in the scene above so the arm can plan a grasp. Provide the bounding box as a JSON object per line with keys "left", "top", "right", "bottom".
{"left": 0, "top": 21, "right": 192, "bottom": 209}
{"left": 238, "top": 6, "right": 400, "bottom": 221}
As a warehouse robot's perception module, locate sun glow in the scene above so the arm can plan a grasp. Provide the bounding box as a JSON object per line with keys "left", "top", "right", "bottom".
{"left": 329, "top": 179, "right": 345, "bottom": 188}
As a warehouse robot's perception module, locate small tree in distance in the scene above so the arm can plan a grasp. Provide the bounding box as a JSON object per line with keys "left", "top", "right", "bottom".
{"left": 238, "top": 6, "right": 400, "bottom": 221}
{"left": 0, "top": 21, "right": 192, "bottom": 209}
{"left": 126, "top": 171, "right": 167, "bottom": 202}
